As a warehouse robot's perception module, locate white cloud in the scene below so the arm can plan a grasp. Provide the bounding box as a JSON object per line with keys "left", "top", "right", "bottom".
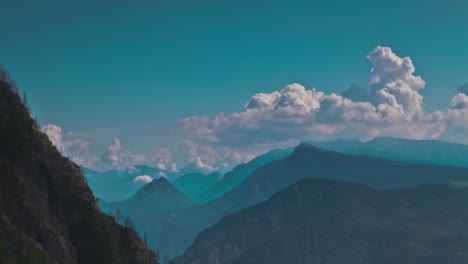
{"left": 157, "top": 163, "right": 166, "bottom": 170}
{"left": 42, "top": 124, "right": 65, "bottom": 152}
{"left": 101, "top": 138, "right": 147, "bottom": 171}
{"left": 43, "top": 46, "right": 468, "bottom": 173}
{"left": 175, "top": 46, "right": 468, "bottom": 170}
{"left": 450, "top": 93, "right": 468, "bottom": 110}
{"left": 133, "top": 175, "right": 153, "bottom": 184}
{"left": 158, "top": 171, "right": 167, "bottom": 178}
{"left": 153, "top": 148, "right": 172, "bottom": 171}
{"left": 42, "top": 124, "right": 97, "bottom": 168}
{"left": 368, "top": 46, "right": 426, "bottom": 118}
{"left": 439, "top": 93, "right": 468, "bottom": 142}
{"left": 43, "top": 127, "right": 151, "bottom": 171}
{"left": 170, "top": 163, "right": 178, "bottom": 173}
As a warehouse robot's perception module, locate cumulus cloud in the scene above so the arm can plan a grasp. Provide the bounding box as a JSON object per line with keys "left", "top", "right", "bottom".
{"left": 43, "top": 124, "right": 65, "bottom": 152}
{"left": 367, "top": 46, "right": 426, "bottom": 118}
{"left": 450, "top": 93, "right": 468, "bottom": 110}
{"left": 43, "top": 47, "right": 468, "bottom": 172}
{"left": 133, "top": 175, "right": 153, "bottom": 184}
{"left": 439, "top": 92, "right": 468, "bottom": 142}
{"left": 43, "top": 127, "right": 151, "bottom": 171}
{"left": 174, "top": 46, "right": 468, "bottom": 170}
{"left": 152, "top": 148, "right": 175, "bottom": 171}
{"left": 101, "top": 138, "right": 147, "bottom": 171}
{"left": 42, "top": 124, "right": 97, "bottom": 168}
{"left": 170, "top": 163, "right": 179, "bottom": 173}
{"left": 149, "top": 139, "right": 258, "bottom": 173}
{"left": 176, "top": 140, "right": 257, "bottom": 172}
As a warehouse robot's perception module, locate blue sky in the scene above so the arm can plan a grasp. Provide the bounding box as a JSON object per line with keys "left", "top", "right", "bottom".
{"left": 2, "top": 0, "right": 468, "bottom": 171}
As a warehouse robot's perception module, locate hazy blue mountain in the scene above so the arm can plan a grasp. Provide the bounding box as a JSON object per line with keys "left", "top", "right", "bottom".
{"left": 307, "top": 137, "right": 468, "bottom": 167}
{"left": 173, "top": 172, "right": 222, "bottom": 200}
{"left": 84, "top": 165, "right": 178, "bottom": 202}
{"left": 176, "top": 178, "right": 468, "bottom": 264}
{"left": 195, "top": 148, "right": 293, "bottom": 203}
{"left": 99, "top": 178, "right": 193, "bottom": 252}
{"left": 100, "top": 177, "right": 193, "bottom": 216}
{"left": 148, "top": 143, "right": 468, "bottom": 258}
{"left": 176, "top": 165, "right": 206, "bottom": 176}
{"left": 0, "top": 70, "right": 157, "bottom": 263}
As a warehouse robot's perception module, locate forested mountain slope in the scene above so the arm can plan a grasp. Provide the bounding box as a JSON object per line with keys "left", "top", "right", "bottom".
{"left": 0, "top": 67, "right": 158, "bottom": 263}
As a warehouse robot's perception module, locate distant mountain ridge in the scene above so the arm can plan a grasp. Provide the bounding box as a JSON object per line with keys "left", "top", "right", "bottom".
{"left": 173, "top": 172, "right": 222, "bottom": 200}
{"left": 146, "top": 143, "right": 468, "bottom": 258}
{"left": 101, "top": 177, "right": 193, "bottom": 214}
{"left": 195, "top": 148, "right": 293, "bottom": 203}
{"left": 176, "top": 178, "right": 468, "bottom": 264}
{"left": 85, "top": 164, "right": 179, "bottom": 202}
{"left": 307, "top": 137, "right": 468, "bottom": 167}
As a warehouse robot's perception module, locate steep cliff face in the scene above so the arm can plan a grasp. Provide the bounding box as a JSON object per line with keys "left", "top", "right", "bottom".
{"left": 0, "top": 68, "right": 158, "bottom": 264}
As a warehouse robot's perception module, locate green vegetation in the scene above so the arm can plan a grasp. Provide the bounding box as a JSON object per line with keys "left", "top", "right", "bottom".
{"left": 0, "top": 66, "right": 158, "bottom": 263}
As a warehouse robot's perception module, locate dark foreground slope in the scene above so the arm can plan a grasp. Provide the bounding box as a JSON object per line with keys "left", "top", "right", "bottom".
{"left": 176, "top": 178, "right": 468, "bottom": 264}
{"left": 152, "top": 143, "right": 468, "bottom": 258}
{"left": 0, "top": 69, "right": 157, "bottom": 263}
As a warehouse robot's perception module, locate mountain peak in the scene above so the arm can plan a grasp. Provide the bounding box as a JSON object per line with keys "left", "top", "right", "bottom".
{"left": 294, "top": 142, "right": 337, "bottom": 157}
{"left": 296, "top": 141, "right": 327, "bottom": 150}
{"left": 136, "top": 176, "right": 175, "bottom": 196}
{"left": 120, "top": 176, "right": 194, "bottom": 213}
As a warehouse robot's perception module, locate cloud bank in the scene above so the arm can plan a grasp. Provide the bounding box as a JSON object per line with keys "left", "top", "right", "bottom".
{"left": 43, "top": 46, "right": 468, "bottom": 172}
{"left": 176, "top": 46, "right": 468, "bottom": 170}
{"left": 101, "top": 138, "right": 148, "bottom": 171}
{"left": 42, "top": 126, "right": 150, "bottom": 171}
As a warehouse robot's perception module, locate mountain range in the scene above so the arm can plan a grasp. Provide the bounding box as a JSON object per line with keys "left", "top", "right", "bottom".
{"left": 84, "top": 165, "right": 178, "bottom": 202}
{"left": 307, "top": 137, "right": 468, "bottom": 167}
{"left": 5, "top": 62, "right": 468, "bottom": 263}
{"left": 137, "top": 142, "right": 468, "bottom": 258}
{"left": 195, "top": 148, "right": 292, "bottom": 203}
{"left": 173, "top": 172, "right": 222, "bottom": 200}
{"left": 176, "top": 177, "right": 468, "bottom": 264}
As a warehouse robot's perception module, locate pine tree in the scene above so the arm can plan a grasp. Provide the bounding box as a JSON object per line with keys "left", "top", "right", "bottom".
{"left": 23, "top": 91, "right": 28, "bottom": 107}
{"left": 116, "top": 208, "right": 123, "bottom": 222}
{"left": 124, "top": 217, "right": 134, "bottom": 229}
